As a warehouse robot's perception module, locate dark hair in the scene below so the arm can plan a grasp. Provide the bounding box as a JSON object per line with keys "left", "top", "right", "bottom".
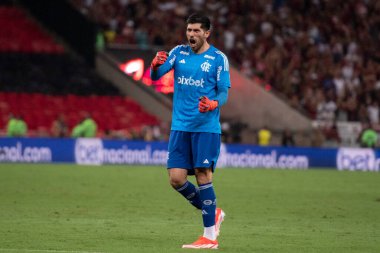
{"left": 186, "top": 13, "right": 211, "bottom": 31}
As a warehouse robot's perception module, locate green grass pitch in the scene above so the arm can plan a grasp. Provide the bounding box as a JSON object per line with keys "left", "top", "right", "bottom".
{"left": 0, "top": 164, "right": 379, "bottom": 253}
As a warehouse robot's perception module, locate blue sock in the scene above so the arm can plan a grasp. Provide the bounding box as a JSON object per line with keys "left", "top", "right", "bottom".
{"left": 199, "top": 182, "right": 216, "bottom": 227}
{"left": 176, "top": 181, "right": 202, "bottom": 209}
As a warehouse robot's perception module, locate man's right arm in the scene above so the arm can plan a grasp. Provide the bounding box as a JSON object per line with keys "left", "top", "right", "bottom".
{"left": 150, "top": 46, "right": 178, "bottom": 80}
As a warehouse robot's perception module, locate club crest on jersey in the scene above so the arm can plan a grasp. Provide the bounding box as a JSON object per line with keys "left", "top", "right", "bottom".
{"left": 201, "top": 61, "right": 212, "bottom": 72}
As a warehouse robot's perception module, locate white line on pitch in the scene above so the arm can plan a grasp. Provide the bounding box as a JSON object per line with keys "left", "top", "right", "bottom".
{"left": 0, "top": 249, "right": 106, "bottom": 253}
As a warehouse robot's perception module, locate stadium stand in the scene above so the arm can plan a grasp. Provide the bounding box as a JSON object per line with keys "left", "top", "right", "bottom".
{"left": 72, "top": 0, "right": 380, "bottom": 146}
{"left": 0, "top": 53, "right": 119, "bottom": 95}
{"left": 0, "top": 6, "right": 64, "bottom": 53}
{"left": 0, "top": 92, "right": 159, "bottom": 137}
{"left": 0, "top": 4, "right": 161, "bottom": 139}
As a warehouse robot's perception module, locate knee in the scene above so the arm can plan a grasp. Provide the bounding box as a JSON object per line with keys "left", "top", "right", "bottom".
{"left": 169, "top": 177, "right": 186, "bottom": 189}
{"left": 196, "top": 176, "right": 211, "bottom": 185}
{"left": 195, "top": 169, "right": 212, "bottom": 185}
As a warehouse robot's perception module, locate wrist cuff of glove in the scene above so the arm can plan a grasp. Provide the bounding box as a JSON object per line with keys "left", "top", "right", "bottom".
{"left": 151, "top": 64, "right": 158, "bottom": 71}
{"left": 210, "top": 100, "right": 218, "bottom": 110}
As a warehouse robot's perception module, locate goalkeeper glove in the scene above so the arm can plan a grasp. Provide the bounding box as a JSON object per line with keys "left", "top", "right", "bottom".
{"left": 199, "top": 96, "right": 218, "bottom": 113}
{"left": 151, "top": 51, "right": 168, "bottom": 71}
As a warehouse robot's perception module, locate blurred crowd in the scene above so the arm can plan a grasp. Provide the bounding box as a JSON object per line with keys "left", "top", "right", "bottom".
{"left": 71, "top": 0, "right": 380, "bottom": 144}
{"left": 3, "top": 112, "right": 170, "bottom": 141}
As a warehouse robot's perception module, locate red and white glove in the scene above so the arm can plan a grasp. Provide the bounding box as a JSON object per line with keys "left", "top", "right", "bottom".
{"left": 151, "top": 51, "right": 168, "bottom": 71}
{"left": 199, "top": 96, "right": 218, "bottom": 113}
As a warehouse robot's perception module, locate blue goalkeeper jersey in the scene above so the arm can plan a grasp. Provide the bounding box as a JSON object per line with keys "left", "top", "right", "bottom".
{"left": 151, "top": 45, "right": 231, "bottom": 134}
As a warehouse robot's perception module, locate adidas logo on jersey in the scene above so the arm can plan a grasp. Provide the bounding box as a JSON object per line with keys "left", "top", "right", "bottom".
{"left": 179, "top": 59, "right": 186, "bottom": 64}
{"left": 203, "top": 159, "right": 209, "bottom": 164}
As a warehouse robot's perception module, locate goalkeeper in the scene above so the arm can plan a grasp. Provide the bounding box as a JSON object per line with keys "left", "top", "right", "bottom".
{"left": 151, "top": 13, "right": 231, "bottom": 249}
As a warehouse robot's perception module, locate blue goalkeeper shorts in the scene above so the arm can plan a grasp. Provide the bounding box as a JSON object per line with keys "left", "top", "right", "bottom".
{"left": 167, "top": 130, "right": 221, "bottom": 175}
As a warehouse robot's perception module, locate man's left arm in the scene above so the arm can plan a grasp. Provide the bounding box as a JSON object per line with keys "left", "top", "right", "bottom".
{"left": 198, "top": 86, "right": 229, "bottom": 113}
{"left": 199, "top": 53, "right": 231, "bottom": 113}
{"left": 215, "top": 85, "right": 229, "bottom": 107}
